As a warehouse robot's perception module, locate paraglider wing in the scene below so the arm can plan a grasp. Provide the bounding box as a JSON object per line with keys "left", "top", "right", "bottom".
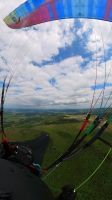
{"left": 4, "top": 0, "right": 112, "bottom": 29}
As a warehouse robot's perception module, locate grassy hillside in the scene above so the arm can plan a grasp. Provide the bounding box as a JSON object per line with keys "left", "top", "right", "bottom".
{"left": 1, "top": 112, "right": 112, "bottom": 199}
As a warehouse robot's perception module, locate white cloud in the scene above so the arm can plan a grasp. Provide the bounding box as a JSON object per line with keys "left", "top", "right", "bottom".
{"left": 0, "top": 1, "right": 112, "bottom": 109}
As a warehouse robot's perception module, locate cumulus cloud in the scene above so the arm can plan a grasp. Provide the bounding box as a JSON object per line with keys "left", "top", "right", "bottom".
{"left": 0, "top": 1, "right": 112, "bottom": 109}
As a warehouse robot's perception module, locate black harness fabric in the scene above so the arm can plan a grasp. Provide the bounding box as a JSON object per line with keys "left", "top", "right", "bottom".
{"left": 0, "top": 158, "right": 54, "bottom": 200}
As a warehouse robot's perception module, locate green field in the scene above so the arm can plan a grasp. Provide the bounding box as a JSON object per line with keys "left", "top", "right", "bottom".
{"left": 2, "top": 112, "right": 112, "bottom": 200}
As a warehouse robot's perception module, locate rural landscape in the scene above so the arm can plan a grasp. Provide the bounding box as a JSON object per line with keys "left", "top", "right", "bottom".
{"left": 2, "top": 109, "right": 112, "bottom": 200}
{"left": 0, "top": 0, "right": 112, "bottom": 200}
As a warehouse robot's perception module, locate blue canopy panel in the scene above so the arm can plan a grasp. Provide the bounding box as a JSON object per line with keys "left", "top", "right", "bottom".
{"left": 4, "top": 0, "right": 112, "bottom": 29}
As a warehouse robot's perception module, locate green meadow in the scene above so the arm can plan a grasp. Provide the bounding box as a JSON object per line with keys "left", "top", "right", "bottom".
{"left": 2, "top": 112, "right": 112, "bottom": 200}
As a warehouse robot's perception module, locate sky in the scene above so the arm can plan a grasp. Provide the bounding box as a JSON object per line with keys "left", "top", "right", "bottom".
{"left": 0, "top": 1, "right": 112, "bottom": 110}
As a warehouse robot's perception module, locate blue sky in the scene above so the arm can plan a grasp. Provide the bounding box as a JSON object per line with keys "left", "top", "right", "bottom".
{"left": 0, "top": 0, "right": 112, "bottom": 109}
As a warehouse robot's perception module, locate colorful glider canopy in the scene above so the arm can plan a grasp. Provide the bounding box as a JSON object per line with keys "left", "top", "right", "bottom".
{"left": 4, "top": 0, "right": 112, "bottom": 29}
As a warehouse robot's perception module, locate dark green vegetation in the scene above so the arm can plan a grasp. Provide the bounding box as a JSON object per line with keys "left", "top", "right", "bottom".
{"left": 1, "top": 111, "right": 112, "bottom": 200}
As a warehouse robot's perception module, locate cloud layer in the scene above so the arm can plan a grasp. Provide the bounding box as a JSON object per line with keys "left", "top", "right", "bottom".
{"left": 0, "top": 1, "right": 112, "bottom": 109}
